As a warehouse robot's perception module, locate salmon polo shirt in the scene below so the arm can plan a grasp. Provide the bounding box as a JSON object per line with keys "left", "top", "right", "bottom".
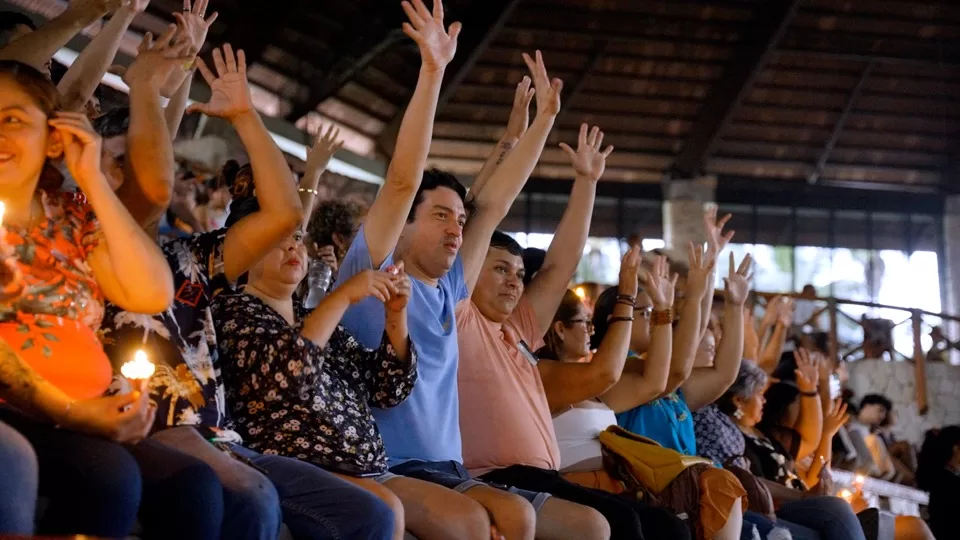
{"left": 457, "top": 296, "right": 561, "bottom": 476}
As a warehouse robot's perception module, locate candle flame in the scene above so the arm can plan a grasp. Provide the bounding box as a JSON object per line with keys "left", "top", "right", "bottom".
{"left": 838, "top": 489, "right": 853, "bottom": 502}
{"left": 0, "top": 201, "right": 6, "bottom": 228}
{"left": 854, "top": 474, "right": 865, "bottom": 485}
{"left": 121, "top": 349, "right": 155, "bottom": 380}
{"left": 574, "top": 286, "right": 586, "bottom": 300}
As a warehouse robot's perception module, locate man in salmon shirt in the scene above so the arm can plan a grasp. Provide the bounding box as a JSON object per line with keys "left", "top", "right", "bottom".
{"left": 456, "top": 124, "right": 691, "bottom": 540}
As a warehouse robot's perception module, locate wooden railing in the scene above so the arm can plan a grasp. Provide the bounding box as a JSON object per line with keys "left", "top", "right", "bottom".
{"left": 746, "top": 292, "right": 960, "bottom": 415}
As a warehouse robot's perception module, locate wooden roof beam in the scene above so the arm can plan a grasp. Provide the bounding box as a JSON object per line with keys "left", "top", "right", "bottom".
{"left": 378, "top": 0, "right": 526, "bottom": 158}
{"left": 808, "top": 60, "right": 876, "bottom": 185}
{"left": 670, "top": 0, "right": 803, "bottom": 179}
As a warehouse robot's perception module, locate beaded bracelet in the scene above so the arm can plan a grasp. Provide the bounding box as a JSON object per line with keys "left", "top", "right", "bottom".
{"left": 609, "top": 316, "right": 634, "bottom": 324}
{"left": 615, "top": 294, "right": 636, "bottom": 306}
{"left": 298, "top": 187, "right": 319, "bottom": 195}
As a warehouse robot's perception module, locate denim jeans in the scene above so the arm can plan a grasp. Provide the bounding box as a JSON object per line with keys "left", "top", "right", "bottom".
{"left": 776, "top": 496, "right": 866, "bottom": 540}
{"left": 152, "top": 426, "right": 394, "bottom": 540}
{"left": 0, "top": 410, "right": 141, "bottom": 537}
{"left": 0, "top": 419, "right": 37, "bottom": 535}
{"left": 745, "top": 510, "right": 821, "bottom": 540}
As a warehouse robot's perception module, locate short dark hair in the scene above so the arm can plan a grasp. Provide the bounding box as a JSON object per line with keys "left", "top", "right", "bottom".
{"left": 860, "top": 394, "right": 892, "bottom": 414}
{"left": 93, "top": 106, "right": 130, "bottom": 138}
{"left": 0, "top": 12, "right": 36, "bottom": 48}
{"left": 522, "top": 248, "right": 546, "bottom": 287}
{"left": 407, "top": 168, "right": 473, "bottom": 222}
{"left": 490, "top": 230, "right": 523, "bottom": 257}
{"left": 307, "top": 200, "right": 366, "bottom": 246}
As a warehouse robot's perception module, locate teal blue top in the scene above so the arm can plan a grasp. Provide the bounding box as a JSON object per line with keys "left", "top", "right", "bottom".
{"left": 616, "top": 389, "right": 697, "bottom": 456}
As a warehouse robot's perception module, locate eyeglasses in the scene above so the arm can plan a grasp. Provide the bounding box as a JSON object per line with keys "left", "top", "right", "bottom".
{"left": 567, "top": 319, "right": 594, "bottom": 331}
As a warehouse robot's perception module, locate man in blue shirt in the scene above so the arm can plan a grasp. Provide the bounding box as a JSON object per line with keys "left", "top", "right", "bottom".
{"left": 339, "top": 45, "right": 611, "bottom": 539}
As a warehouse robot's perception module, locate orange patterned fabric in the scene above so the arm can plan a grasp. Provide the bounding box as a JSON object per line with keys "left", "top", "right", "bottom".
{"left": 0, "top": 191, "right": 109, "bottom": 399}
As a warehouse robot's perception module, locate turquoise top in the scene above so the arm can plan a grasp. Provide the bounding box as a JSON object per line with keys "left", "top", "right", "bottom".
{"left": 616, "top": 389, "right": 697, "bottom": 456}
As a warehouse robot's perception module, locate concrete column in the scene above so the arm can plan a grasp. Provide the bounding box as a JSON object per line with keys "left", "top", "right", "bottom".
{"left": 662, "top": 176, "right": 717, "bottom": 252}
{"left": 943, "top": 196, "right": 960, "bottom": 363}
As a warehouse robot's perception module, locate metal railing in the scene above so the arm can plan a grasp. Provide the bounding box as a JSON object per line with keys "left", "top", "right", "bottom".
{"left": 748, "top": 292, "right": 960, "bottom": 415}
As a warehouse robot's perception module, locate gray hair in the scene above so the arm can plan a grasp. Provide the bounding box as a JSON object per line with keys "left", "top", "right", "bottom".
{"left": 716, "top": 360, "right": 768, "bottom": 415}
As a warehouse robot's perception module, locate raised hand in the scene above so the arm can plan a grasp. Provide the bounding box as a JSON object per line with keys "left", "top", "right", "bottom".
{"left": 401, "top": 0, "right": 461, "bottom": 73}
{"left": 686, "top": 242, "right": 716, "bottom": 299}
{"left": 385, "top": 262, "right": 412, "bottom": 312}
{"left": 504, "top": 76, "right": 535, "bottom": 141}
{"left": 187, "top": 44, "right": 253, "bottom": 120}
{"left": 778, "top": 297, "right": 795, "bottom": 327}
{"left": 618, "top": 245, "right": 641, "bottom": 298}
{"left": 704, "top": 207, "right": 734, "bottom": 264}
{"left": 306, "top": 124, "right": 344, "bottom": 174}
{"left": 724, "top": 252, "right": 753, "bottom": 306}
{"left": 642, "top": 255, "right": 679, "bottom": 311}
{"left": 49, "top": 112, "right": 105, "bottom": 189}
{"left": 761, "top": 295, "right": 782, "bottom": 328}
{"left": 173, "top": 0, "right": 218, "bottom": 52}
{"left": 823, "top": 398, "right": 850, "bottom": 437}
{"left": 68, "top": 0, "right": 127, "bottom": 18}
{"left": 559, "top": 123, "right": 615, "bottom": 182}
{"left": 521, "top": 50, "right": 563, "bottom": 118}
{"left": 124, "top": 25, "right": 195, "bottom": 91}
{"left": 338, "top": 269, "right": 399, "bottom": 304}
{"left": 793, "top": 348, "right": 819, "bottom": 393}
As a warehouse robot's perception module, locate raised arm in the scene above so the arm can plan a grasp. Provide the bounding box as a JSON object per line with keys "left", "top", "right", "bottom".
{"left": 461, "top": 50, "right": 562, "bottom": 293}
{"left": 164, "top": 0, "right": 217, "bottom": 138}
{"left": 298, "top": 125, "right": 343, "bottom": 221}
{"left": 759, "top": 298, "right": 792, "bottom": 374}
{"left": 524, "top": 123, "right": 613, "bottom": 335}
{"left": 57, "top": 0, "right": 146, "bottom": 112}
{"left": 116, "top": 27, "right": 192, "bottom": 229}
{"left": 699, "top": 208, "right": 734, "bottom": 339}
{"left": 187, "top": 45, "right": 303, "bottom": 282}
{"left": 791, "top": 348, "right": 825, "bottom": 461}
{"left": 683, "top": 253, "right": 752, "bottom": 412}
{"left": 801, "top": 398, "right": 849, "bottom": 488}
{"left": 538, "top": 246, "right": 640, "bottom": 412}
{"left": 363, "top": 0, "right": 460, "bottom": 267}
{"left": 600, "top": 255, "right": 678, "bottom": 413}
{"left": 469, "top": 77, "right": 534, "bottom": 200}
{"left": 664, "top": 243, "right": 712, "bottom": 394}
{"left": 53, "top": 112, "right": 173, "bottom": 314}
{"left": 0, "top": 0, "right": 114, "bottom": 71}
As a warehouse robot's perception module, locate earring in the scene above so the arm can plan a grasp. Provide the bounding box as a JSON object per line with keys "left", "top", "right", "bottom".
{"left": 734, "top": 408, "right": 744, "bottom": 420}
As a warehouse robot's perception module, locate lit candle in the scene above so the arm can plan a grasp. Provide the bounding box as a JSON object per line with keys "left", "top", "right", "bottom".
{"left": 838, "top": 489, "right": 853, "bottom": 502}
{"left": 121, "top": 349, "right": 155, "bottom": 381}
{"left": 574, "top": 286, "right": 586, "bottom": 300}
{"left": 0, "top": 201, "right": 6, "bottom": 228}
{"left": 854, "top": 474, "right": 866, "bottom": 487}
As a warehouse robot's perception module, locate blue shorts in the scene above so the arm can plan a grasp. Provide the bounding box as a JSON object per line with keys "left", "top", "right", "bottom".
{"left": 381, "top": 460, "right": 551, "bottom": 513}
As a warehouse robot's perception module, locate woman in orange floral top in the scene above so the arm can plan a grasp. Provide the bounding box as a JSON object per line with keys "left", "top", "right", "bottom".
{"left": 0, "top": 59, "right": 181, "bottom": 537}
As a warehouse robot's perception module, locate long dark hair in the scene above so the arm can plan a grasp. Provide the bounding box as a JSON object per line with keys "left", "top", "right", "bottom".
{"left": 917, "top": 425, "right": 960, "bottom": 491}
{"left": 537, "top": 289, "right": 584, "bottom": 361}
{"left": 758, "top": 381, "right": 799, "bottom": 433}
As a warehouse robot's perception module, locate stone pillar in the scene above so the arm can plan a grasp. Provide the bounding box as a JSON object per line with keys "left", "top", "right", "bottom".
{"left": 943, "top": 196, "right": 960, "bottom": 363}
{"left": 662, "top": 176, "right": 717, "bottom": 252}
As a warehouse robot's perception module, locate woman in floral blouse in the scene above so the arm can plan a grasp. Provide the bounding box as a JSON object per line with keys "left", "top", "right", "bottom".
{"left": 213, "top": 204, "right": 424, "bottom": 539}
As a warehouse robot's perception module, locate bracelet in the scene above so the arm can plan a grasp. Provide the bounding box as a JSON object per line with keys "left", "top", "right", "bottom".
{"left": 651, "top": 308, "right": 674, "bottom": 326}
{"left": 298, "top": 187, "right": 319, "bottom": 195}
{"left": 616, "top": 294, "right": 636, "bottom": 306}
{"left": 616, "top": 299, "right": 635, "bottom": 308}
{"left": 800, "top": 389, "right": 819, "bottom": 397}
{"left": 609, "top": 316, "right": 634, "bottom": 324}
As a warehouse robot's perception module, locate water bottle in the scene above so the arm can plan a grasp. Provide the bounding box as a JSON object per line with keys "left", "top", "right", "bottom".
{"left": 304, "top": 261, "right": 333, "bottom": 309}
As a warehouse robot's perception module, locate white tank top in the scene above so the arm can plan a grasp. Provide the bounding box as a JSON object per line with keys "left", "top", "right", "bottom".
{"left": 552, "top": 401, "right": 617, "bottom": 472}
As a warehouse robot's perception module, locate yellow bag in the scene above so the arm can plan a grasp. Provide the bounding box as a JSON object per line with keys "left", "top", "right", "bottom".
{"left": 599, "top": 425, "right": 710, "bottom": 493}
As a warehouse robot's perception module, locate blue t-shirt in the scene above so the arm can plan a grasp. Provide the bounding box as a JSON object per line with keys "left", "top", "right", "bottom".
{"left": 337, "top": 225, "right": 469, "bottom": 465}
{"left": 616, "top": 389, "right": 697, "bottom": 456}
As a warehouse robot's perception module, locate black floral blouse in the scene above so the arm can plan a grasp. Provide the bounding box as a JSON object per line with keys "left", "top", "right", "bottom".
{"left": 741, "top": 428, "right": 807, "bottom": 491}
{"left": 212, "top": 292, "right": 417, "bottom": 476}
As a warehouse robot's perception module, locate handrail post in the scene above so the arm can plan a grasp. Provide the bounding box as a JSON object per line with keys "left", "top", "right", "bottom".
{"left": 912, "top": 309, "right": 929, "bottom": 415}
